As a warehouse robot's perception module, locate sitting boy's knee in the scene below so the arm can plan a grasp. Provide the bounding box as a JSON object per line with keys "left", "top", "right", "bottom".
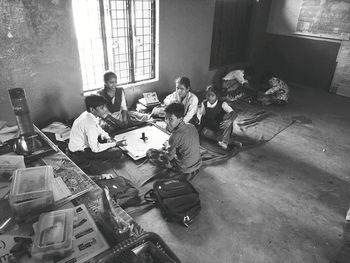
{"left": 112, "top": 148, "right": 123, "bottom": 159}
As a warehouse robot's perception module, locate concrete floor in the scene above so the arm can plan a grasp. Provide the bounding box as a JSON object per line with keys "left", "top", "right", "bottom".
{"left": 135, "top": 85, "right": 350, "bottom": 263}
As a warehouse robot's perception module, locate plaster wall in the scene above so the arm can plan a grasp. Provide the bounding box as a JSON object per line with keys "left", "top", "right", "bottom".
{"left": 125, "top": 0, "right": 215, "bottom": 106}
{"left": 259, "top": 0, "right": 340, "bottom": 90}
{"left": 0, "top": 0, "right": 83, "bottom": 125}
{"left": 0, "top": 0, "right": 215, "bottom": 125}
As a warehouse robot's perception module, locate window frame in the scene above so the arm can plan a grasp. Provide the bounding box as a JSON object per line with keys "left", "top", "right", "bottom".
{"left": 73, "top": 0, "right": 159, "bottom": 93}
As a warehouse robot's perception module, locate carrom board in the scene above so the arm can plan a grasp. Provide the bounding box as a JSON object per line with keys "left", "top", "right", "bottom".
{"left": 114, "top": 123, "right": 169, "bottom": 160}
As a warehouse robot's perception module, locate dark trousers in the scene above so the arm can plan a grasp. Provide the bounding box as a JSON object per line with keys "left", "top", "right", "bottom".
{"left": 199, "top": 125, "right": 232, "bottom": 145}
{"left": 67, "top": 147, "right": 122, "bottom": 174}
{"left": 82, "top": 147, "right": 122, "bottom": 160}
{"left": 169, "top": 159, "right": 200, "bottom": 181}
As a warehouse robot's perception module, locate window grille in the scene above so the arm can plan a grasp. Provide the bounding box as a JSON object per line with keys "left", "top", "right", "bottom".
{"left": 73, "top": 0, "right": 157, "bottom": 92}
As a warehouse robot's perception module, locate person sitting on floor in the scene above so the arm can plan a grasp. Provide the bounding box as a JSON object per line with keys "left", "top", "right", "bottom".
{"left": 98, "top": 71, "right": 128, "bottom": 120}
{"left": 221, "top": 66, "right": 257, "bottom": 104}
{"left": 197, "top": 84, "right": 238, "bottom": 150}
{"left": 152, "top": 76, "right": 198, "bottom": 124}
{"left": 257, "top": 73, "right": 289, "bottom": 106}
{"left": 163, "top": 102, "right": 202, "bottom": 180}
{"left": 67, "top": 95, "right": 127, "bottom": 173}
{"left": 98, "top": 71, "right": 150, "bottom": 131}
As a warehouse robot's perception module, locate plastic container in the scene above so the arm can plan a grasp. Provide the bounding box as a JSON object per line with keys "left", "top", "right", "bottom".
{"left": 0, "top": 155, "right": 25, "bottom": 181}
{"left": 9, "top": 166, "right": 54, "bottom": 217}
{"left": 32, "top": 208, "right": 74, "bottom": 260}
{"left": 95, "top": 232, "right": 181, "bottom": 263}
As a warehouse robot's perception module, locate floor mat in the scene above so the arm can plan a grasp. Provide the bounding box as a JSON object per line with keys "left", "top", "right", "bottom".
{"left": 114, "top": 104, "right": 295, "bottom": 215}
{"left": 230, "top": 101, "right": 293, "bottom": 142}
{"left": 198, "top": 101, "right": 294, "bottom": 166}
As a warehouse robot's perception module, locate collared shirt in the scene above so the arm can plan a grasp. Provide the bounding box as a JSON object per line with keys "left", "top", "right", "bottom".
{"left": 167, "top": 121, "right": 202, "bottom": 173}
{"left": 199, "top": 100, "right": 233, "bottom": 117}
{"left": 68, "top": 111, "right": 115, "bottom": 153}
{"left": 163, "top": 91, "right": 198, "bottom": 123}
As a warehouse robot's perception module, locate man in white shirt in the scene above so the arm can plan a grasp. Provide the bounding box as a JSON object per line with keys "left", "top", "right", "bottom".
{"left": 153, "top": 76, "right": 198, "bottom": 123}
{"left": 68, "top": 95, "right": 126, "bottom": 172}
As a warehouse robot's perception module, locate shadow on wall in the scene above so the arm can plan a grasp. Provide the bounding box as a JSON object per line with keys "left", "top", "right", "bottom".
{"left": 36, "top": 87, "right": 68, "bottom": 126}
{"left": 259, "top": 34, "right": 339, "bottom": 90}
{"left": 255, "top": 0, "right": 340, "bottom": 90}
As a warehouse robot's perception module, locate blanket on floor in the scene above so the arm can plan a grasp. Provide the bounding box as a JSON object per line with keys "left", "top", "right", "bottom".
{"left": 198, "top": 101, "right": 294, "bottom": 165}
{"left": 230, "top": 100, "right": 293, "bottom": 143}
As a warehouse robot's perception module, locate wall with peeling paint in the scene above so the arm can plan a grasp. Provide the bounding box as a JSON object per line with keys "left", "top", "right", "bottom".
{"left": 0, "top": 0, "right": 215, "bottom": 126}
{"left": 0, "top": 0, "right": 83, "bottom": 125}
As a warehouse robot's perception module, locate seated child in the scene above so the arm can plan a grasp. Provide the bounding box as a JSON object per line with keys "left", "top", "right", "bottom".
{"left": 197, "top": 85, "right": 237, "bottom": 150}
{"left": 151, "top": 76, "right": 198, "bottom": 124}
{"left": 98, "top": 71, "right": 150, "bottom": 131}
{"left": 258, "top": 73, "right": 289, "bottom": 105}
{"left": 163, "top": 102, "right": 202, "bottom": 179}
{"left": 68, "top": 95, "right": 127, "bottom": 174}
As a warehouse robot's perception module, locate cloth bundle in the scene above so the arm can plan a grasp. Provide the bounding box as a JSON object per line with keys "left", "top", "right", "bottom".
{"left": 146, "top": 149, "right": 170, "bottom": 167}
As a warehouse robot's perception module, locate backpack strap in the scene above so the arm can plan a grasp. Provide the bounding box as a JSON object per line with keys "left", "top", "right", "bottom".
{"left": 144, "top": 189, "right": 157, "bottom": 204}
{"left": 182, "top": 203, "right": 201, "bottom": 227}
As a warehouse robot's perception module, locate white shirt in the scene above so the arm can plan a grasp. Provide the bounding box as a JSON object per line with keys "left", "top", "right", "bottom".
{"left": 68, "top": 111, "right": 115, "bottom": 153}
{"left": 163, "top": 91, "right": 198, "bottom": 123}
{"left": 198, "top": 100, "right": 233, "bottom": 120}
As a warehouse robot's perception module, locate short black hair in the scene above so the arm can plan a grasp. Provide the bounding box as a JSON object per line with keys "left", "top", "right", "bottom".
{"left": 164, "top": 102, "right": 185, "bottom": 118}
{"left": 205, "top": 84, "right": 220, "bottom": 98}
{"left": 104, "top": 71, "right": 117, "bottom": 83}
{"left": 85, "top": 95, "right": 107, "bottom": 112}
{"left": 175, "top": 76, "right": 191, "bottom": 89}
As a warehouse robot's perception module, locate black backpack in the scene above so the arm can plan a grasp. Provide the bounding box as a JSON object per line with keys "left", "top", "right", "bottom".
{"left": 144, "top": 178, "right": 201, "bottom": 227}
{"left": 96, "top": 176, "right": 141, "bottom": 209}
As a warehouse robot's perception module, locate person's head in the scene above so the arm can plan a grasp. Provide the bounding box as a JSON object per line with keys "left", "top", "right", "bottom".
{"left": 175, "top": 76, "right": 191, "bottom": 99}
{"left": 269, "top": 77, "right": 280, "bottom": 87}
{"left": 243, "top": 66, "right": 255, "bottom": 82}
{"left": 104, "top": 71, "right": 118, "bottom": 91}
{"left": 85, "top": 95, "right": 109, "bottom": 118}
{"left": 205, "top": 84, "right": 220, "bottom": 104}
{"left": 164, "top": 102, "right": 185, "bottom": 132}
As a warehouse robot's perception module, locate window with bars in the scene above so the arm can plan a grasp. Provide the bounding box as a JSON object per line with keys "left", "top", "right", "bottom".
{"left": 73, "top": 0, "right": 158, "bottom": 92}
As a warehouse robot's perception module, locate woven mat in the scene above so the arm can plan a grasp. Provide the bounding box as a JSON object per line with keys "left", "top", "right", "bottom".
{"left": 197, "top": 101, "right": 295, "bottom": 166}
{"left": 229, "top": 100, "right": 293, "bottom": 142}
